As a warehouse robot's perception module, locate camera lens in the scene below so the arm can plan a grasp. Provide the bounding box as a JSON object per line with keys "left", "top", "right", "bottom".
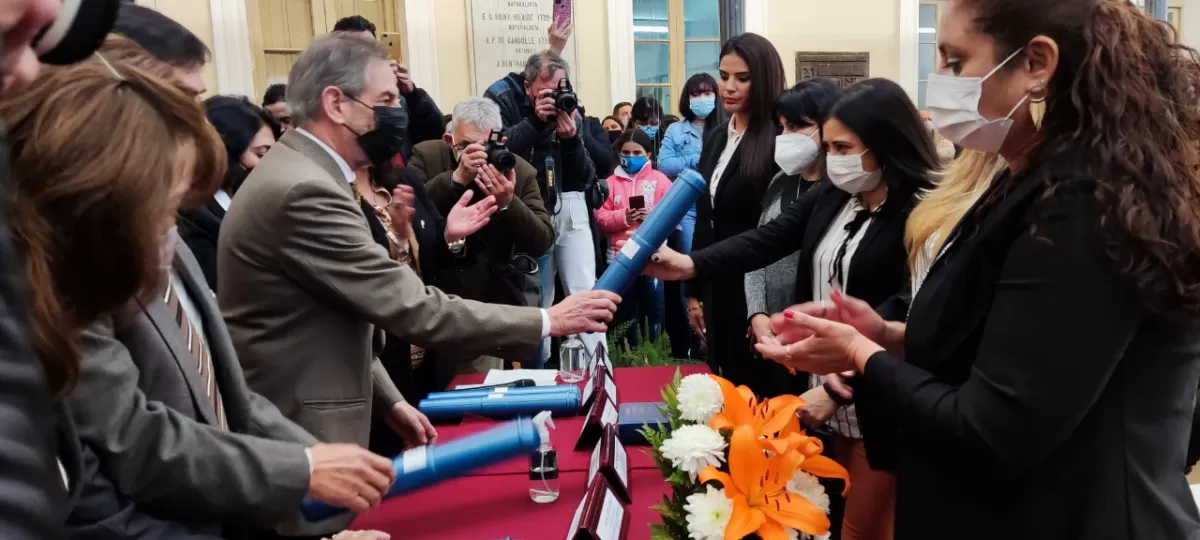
{"left": 557, "top": 94, "right": 578, "bottom": 113}
{"left": 489, "top": 148, "right": 516, "bottom": 173}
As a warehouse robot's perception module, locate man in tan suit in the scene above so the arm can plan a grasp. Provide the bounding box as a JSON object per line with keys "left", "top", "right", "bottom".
{"left": 219, "top": 33, "right": 617, "bottom": 537}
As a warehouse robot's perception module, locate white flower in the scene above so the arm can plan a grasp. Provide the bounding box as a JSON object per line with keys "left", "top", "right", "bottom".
{"left": 659, "top": 424, "right": 727, "bottom": 480}
{"left": 786, "top": 470, "right": 831, "bottom": 514}
{"left": 676, "top": 374, "right": 724, "bottom": 424}
{"left": 683, "top": 485, "right": 733, "bottom": 540}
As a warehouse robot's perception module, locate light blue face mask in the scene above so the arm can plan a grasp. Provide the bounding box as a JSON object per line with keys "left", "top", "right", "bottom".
{"left": 639, "top": 124, "right": 659, "bottom": 139}
{"left": 621, "top": 155, "right": 648, "bottom": 174}
{"left": 690, "top": 96, "right": 716, "bottom": 119}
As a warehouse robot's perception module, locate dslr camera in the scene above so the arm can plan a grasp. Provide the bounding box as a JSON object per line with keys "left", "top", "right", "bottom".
{"left": 485, "top": 130, "right": 516, "bottom": 174}
{"left": 553, "top": 78, "right": 579, "bottom": 115}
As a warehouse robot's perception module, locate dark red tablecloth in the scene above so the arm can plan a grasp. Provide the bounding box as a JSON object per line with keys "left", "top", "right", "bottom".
{"left": 430, "top": 365, "right": 709, "bottom": 475}
{"left": 351, "top": 469, "right": 667, "bottom": 540}
{"left": 351, "top": 365, "right": 709, "bottom": 538}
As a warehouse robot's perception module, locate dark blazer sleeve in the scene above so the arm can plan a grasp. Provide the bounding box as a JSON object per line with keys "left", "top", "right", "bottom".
{"left": 0, "top": 224, "right": 63, "bottom": 539}
{"left": 492, "top": 158, "right": 554, "bottom": 256}
{"left": 691, "top": 182, "right": 827, "bottom": 281}
{"left": 859, "top": 191, "right": 1142, "bottom": 474}
{"left": 402, "top": 88, "right": 446, "bottom": 150}
{"left": 558, "top": 113, "right": 595, "bottom": 189}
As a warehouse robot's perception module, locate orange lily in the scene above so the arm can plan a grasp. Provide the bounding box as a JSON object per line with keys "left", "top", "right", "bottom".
{"left": 699, "top": 425, "right": 831, "bottom": 540}
{"left": 709, "top": 376, "right": 804, "bottom": 446}
{"left": 709, "top": 375, "right": 851, "bottom": 493}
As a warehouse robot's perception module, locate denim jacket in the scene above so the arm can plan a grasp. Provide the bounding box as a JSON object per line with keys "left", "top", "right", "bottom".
{"left": 658, "top": 120, "right": 705, "bottom": 180}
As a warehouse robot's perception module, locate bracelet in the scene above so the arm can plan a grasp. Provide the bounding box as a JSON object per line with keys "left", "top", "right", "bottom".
{"left": 447, "top": 238, "right": 466, "bottom": 253}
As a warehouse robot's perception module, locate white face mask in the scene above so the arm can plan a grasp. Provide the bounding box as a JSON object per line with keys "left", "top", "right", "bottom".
{"left": 774, "top": 131, "right": 820, "bottom": 176}
{"left": 826, "top": 151, "right": 882, "bottom": 194}
{"left": 927, "top": 48, "right": 1030, "bottom": 153}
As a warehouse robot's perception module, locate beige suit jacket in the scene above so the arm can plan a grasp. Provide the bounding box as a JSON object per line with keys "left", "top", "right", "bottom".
{"left": 218, "top": 128, "right": 543, "bottom": 446}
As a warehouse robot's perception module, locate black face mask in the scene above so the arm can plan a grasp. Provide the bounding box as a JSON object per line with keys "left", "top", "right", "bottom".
{"left": 346, "top": 95, "right": 409, "bottom": 165}
{"left": 227, "top": 164, "right": 253, "bottom": 196}
{"left": 607, "top": 130, "right": 622, "bottom": 145}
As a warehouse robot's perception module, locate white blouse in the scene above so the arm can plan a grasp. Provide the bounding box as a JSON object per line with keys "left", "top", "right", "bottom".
{"left": 709, "top": 119, "right": 745, "bottom": 203}
{"left": 809, "top": 197, "right": 877, "bottom": 440}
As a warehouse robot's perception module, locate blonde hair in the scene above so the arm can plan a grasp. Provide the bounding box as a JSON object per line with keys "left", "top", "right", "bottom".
{"left": 905, "top": 150, "right": 1007, "bottom": 273}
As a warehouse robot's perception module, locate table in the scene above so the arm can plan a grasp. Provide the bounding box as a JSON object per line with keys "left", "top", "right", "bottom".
{"left": 351, "top": 365, "right": 709, "bottom": 539}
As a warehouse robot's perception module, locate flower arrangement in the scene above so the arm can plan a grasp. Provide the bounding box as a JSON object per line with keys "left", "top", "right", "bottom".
{"left": 640, "top": 371, "right": 850, "bottom": 540}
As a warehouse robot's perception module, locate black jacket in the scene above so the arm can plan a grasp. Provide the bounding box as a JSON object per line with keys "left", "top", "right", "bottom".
{"left": 857, "top": 174, "right": 1200, "bottom": 539}
{"left": 685, "top": 122, "right": 776, "bottom": 387}
{"left": 399, "top": 87, "right": 445, "bottom": 161}
{"left": 359, "top": 168, "right": 458, "bottom": 426}
{"left": 177, "top": 199, "right": 225, "bottom": 290}
{"left": 691, "top": 179, "right": 916, "bottom": 397}
{"left": 484, "top": 73, "right": 596, "bottom": 206}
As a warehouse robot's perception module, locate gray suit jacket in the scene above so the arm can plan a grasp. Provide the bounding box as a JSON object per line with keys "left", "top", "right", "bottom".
{"left": 218, "top": 128, "right": 542, "bottom": 443}
{"left": 66, "top": 242, "right": 316, "bottom": 534}
{"left": 59, "top": 403, "right": 221, "bottom": 540}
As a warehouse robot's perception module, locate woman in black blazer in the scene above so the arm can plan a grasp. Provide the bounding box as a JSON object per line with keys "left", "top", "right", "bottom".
{"left": 648, "top": 78, "right": 938, "bottom": 540}
{"left": 178, "top": 96, "right": 276, "bottom": 289}
{"left": 359, "top": 160, "right": 495, "bottom": 456}
{"left": 685, "top": 33, "right": 787, "bottom": 386}
{"left": 760, "top": 1, "right": 1200, "bottom": 538}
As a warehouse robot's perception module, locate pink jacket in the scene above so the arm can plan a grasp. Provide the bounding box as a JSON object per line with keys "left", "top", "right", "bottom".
{"left": 595, "top": 164, "right": 672, "bottom": 256}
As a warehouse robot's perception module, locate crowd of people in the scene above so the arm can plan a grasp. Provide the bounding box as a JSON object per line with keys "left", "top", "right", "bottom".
{"left": 1, "top": 0, "right": 1200, "bottom": 539}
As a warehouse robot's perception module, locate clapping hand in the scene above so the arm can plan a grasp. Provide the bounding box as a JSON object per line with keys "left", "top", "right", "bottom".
{"left": 754, "top": 310, "right": 883, "bottom": 376}
{"left": 444, "top": 190, "right": 497, "bottom": 243}
{"left": 769, "top": 289, "right": 887, "bottom": 345}
{"left": 386, "top": 185, "right": 416, "bottom": 242}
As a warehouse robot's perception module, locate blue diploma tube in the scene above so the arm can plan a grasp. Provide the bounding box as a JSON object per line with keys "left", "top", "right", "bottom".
{"left": 423, "top": 384, "right": 581, "bottom": 401}
{"left": 594, "top": 169, "right": 706, "bottom": 296}
{"left": 300, "top": 416, "right": 541, "bottom": 521}
{"left": 417, "top": 388, "right": 581, "bottom": 422}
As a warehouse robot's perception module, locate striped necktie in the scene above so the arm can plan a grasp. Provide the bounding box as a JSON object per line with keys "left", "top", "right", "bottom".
{"left": 163, "top": 276, "right": 227, "bottom": 429}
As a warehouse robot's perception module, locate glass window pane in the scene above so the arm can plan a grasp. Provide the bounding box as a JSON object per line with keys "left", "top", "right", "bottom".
{"left": 637, "top": 86, "right": 672, "bottom": 115}
{"left": 919, "top": 43, "right": 936, "bottom": 83}
{"left": 685, "top": 41, "right": 720, "bottom": 79}
{"left": 684, "top": 0, "right": 720, "bottom": 39}
{"left": 918, "top": 81, "right": 927, "bottom": 110}
{"left": 635, "top": 42, "right": 670, "bottom": 85}
{"left": 633, "top": 0, "right": 669, "bottom": 40}
{"left": 919, "top": 4, "right": 937, "bottom": 28}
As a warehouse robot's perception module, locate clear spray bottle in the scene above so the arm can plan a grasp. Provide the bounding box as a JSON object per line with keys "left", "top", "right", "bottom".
{"left": 528, "top": 411, "right": 559, "bottom": 503}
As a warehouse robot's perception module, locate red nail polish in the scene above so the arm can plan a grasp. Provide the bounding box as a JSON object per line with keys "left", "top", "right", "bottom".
{"left": 784, "top": 311, "right": 795, "bottom": 319}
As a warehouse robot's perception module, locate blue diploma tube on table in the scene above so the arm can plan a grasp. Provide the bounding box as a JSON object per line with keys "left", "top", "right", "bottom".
{"left": 417, "top": 386, "right": 581, "bottom": 422}
{"left": 423, "top": 384, "right": 580, "bottom": 401}
{"left": 593, "top": 169, "right": 706, "bottom": 296}
{"left": 300, "top": 416, "right": 542, "bottom": 521}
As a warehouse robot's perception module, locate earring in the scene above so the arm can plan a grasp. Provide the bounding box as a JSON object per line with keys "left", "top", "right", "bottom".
{"left": 1030, "top": 82, "right": 1047, "bottom": 131}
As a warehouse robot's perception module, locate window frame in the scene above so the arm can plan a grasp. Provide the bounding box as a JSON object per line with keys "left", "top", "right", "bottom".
{"left": 634, "top": 0, "right": 721, "bottom": 116}
{"left": 916, "top": 0, "right": 941, "bottom": 110}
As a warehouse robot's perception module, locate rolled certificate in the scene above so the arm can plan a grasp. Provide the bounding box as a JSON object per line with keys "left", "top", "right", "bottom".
{"left": 594, "top": 169, "right": 706, "bottom": 295}
{"left": 418, "top": 386, "right": 581, "bottom": 422}
{"left": 300, "top": 416, "right": 542, "bottom": 521}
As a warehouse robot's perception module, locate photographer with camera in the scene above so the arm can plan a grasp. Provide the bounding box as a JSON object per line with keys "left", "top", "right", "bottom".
{"left": 410, "top": 97, "right": 554, "bottom": 373}
{"left": 485, "top": 50, "right": 603, "bottom": 365}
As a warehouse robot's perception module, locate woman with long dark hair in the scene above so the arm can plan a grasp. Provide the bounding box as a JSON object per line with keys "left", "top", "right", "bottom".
{"left": 659, "top": 72, "right": 725, "bottom": 358}
{"left": 178, "top": 96, "right": 276, "bottom": 289}
{"left": 683, "top": 32, "right": 786, "bottom": 384}
{"left": 755, "top": 1, "right": 1200, "bottom": 538}
{"left": 646, "top": 78, "right": 938, "bottom": 539}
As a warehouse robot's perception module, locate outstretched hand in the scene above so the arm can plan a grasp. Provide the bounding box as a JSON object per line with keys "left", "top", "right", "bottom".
{"left": 445, "top": 190, "right": 497, "bottom": 243}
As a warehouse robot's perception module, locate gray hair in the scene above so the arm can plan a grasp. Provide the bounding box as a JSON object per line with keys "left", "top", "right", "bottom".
{"left": 450, "top": 98, "right": 503, "bottom": 133}
{"left": 522, "top": 50, "right": 570, "bottom": 84}
{"left": 286, "top": 33, "right": 391, "bottom": 127}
